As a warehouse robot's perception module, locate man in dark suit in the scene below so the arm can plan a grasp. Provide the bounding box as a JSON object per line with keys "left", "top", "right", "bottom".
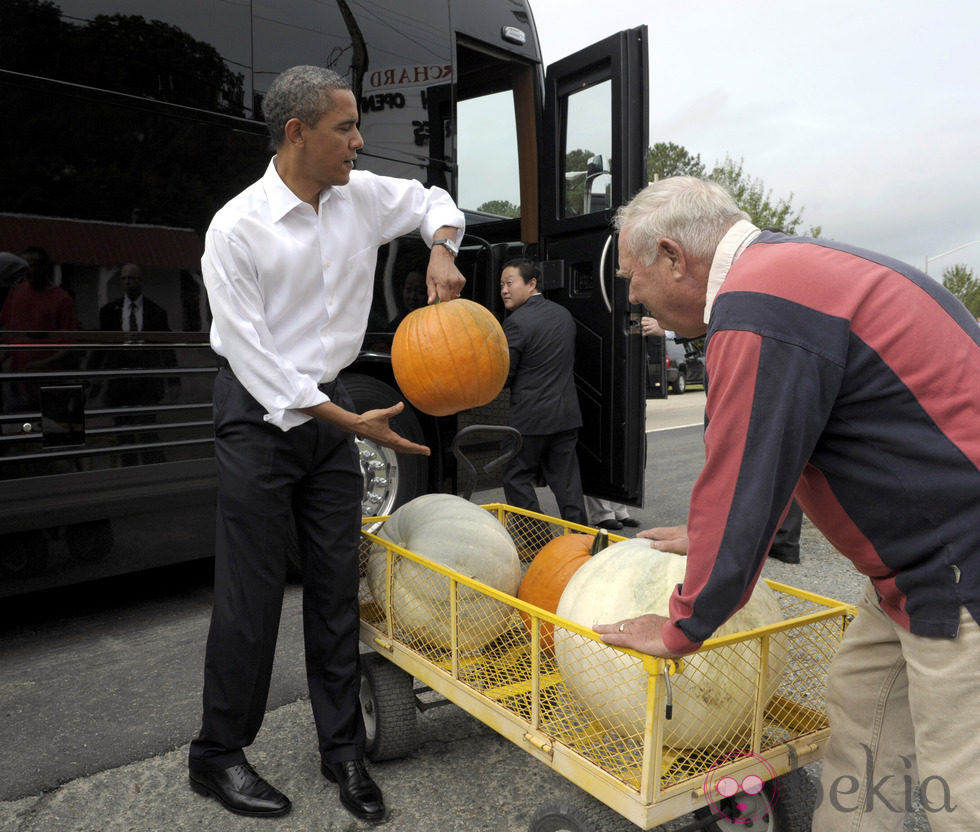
{"left": 98, "top": 263, "right": 173, "bottom": 406}
{"left": 99, "top": 263, "right": 170, "bottom": 334}
{"left": 500, "top": 258, "right": 587, "bottom": 524}
{"left": 97, "top": 263, "right": 174, "bottom": 463}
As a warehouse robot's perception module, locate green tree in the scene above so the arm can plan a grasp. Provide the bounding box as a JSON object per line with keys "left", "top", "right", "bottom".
{"left": 565, "top": 148, "right": 595, "bottom": 174}
{"left": 646, "top": 141, "right": 819, "bottom": 237}
{"left": 647, "top": 142, "right": 706, "bottom": 181}
{"left": 562, "top": 148, "right": 595, "bottom": 217}
{"left": 476, "top": 199, "right": 520, "bottom": 218}
{"left": 709, "top": 156, "right": 820, "bottom": 236}
{"left": 942, "top": 264, "right": 980, "bottom": 317}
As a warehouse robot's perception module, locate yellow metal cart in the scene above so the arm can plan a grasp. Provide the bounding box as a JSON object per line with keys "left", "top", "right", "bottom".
{"left": 357, "top": 504, "right": 855, "bottom": 832}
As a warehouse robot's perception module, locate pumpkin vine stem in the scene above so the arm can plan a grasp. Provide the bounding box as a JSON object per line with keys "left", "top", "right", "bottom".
{"left": 589, "top": 528, "right": 609, "bottom": 556}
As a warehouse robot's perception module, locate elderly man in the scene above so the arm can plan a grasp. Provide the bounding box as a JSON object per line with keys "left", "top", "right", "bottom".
{"left": 597, "top": 177, "right": 980, "bottom": 831}
{"left": 189, "top": 65, "right": 465, "bottom": 822}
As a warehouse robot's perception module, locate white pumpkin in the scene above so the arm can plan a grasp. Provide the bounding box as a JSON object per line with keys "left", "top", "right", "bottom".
{"left": 367, "top": 494, "right": 521, "bottom": 652}
{"left": 554, "top": 538, "right": 787, "bottom": 749}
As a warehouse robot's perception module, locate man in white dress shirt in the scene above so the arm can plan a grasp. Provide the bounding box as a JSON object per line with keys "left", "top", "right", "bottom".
{"left": 188, "top": 65, "right": 465, "bottom": 822}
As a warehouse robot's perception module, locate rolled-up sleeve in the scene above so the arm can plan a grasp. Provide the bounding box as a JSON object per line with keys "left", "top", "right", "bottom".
{"left": 365, "top": 173, "right": 464, "bottom": 247}
{"left": 202, "top": 165, "right": 465, "bottom": 432}
{"left": 204, "top": 228, "right": 327, "bottom": 431}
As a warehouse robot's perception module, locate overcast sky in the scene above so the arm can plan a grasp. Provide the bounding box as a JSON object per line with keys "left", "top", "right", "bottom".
{"left": 529, "top": 0, "right": 980, "bottom": 279}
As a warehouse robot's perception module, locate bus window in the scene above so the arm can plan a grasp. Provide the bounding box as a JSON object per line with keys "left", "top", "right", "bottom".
{"left": 457, "top": 90, "right": 521, "bottom": 217}
{"left": 562, "top": 80, "right": 613, "bottom": 218}
{"left": 252, "top": 1, "right": 350, "bottom": 95}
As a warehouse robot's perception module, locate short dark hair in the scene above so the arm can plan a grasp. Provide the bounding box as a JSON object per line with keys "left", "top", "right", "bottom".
{"left": 21, "top": 245, "right": 50, "bottom": 264}
{"left": 502, "top": 258, "right": 539, "bottom": 285}
{"left": 263, "top": 65, "right": 352, "bottom": 146}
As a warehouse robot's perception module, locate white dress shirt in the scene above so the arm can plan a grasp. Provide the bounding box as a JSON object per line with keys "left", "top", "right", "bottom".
{"left": 203, "top": 159, "right": 465, "bottom": 431}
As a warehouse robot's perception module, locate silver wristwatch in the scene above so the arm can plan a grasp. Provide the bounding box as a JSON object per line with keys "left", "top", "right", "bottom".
{"left": 431, "top": 237, "right": 459, "bottom": 257}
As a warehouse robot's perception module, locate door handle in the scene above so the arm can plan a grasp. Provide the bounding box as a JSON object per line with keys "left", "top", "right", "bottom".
{"left": 598, "top": 233, "right": 613, "bottom": 314}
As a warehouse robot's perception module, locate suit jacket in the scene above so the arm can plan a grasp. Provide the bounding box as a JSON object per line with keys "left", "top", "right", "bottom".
{"left": 503, "top": 293, "right": 582, "bottom": 434}
{"left": 97, "top": 295, "right": 174, "bottom": 406}
{"left": 99, "top": 296, "right": 170, "bottom": 333}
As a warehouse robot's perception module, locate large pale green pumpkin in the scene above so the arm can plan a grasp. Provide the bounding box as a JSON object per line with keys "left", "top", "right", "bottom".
{"left": 554, "top": 538, "right": 788, "bottom": 749}
{"left": 367, "top": 494, "right": 521, "bottom": 652}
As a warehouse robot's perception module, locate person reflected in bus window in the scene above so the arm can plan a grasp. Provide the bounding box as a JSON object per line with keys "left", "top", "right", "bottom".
{"left": 0, "top": 246, "right": 77, "bottom": 410}
{"left": 0, "top": 252, "right": 29, "bottom": 309}
{"left": 389, "top": 266, "right": 428, "bottom": 330}
{"left": 97, "top": 263, "right": 174, "bottom": 463}
{"left": 188, "top": 65, "right": 465, "bottom": 822}
{"left": 0, "top": 253, "right": 30, "bottom": 413}
{"left": 99, "top": 263, "right": 171, "bottom": 334}
{"left": 400, "top": 268, "right": 427, "bottom": 315}
{"left": 499, "top": 258, "right": 587, "bottom": 527}
{"left": 368, "top": 251, "right": 429, "bottom": 339}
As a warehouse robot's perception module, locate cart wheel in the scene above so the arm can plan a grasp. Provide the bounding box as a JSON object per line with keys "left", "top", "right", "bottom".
{"left": 694, "top": 767, "right": 816, "bottom": 831}
{"left": 529, "top": 798, "right": 638, "bottom": 832}
{"left": 359, "top": 652, "right": 418, "bottom": 762}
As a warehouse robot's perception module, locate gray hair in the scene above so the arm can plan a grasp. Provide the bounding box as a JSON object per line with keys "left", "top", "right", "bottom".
{"left": 263, "top": 65, "right": 352, "bottom": 146}
{"left": 615, "top": 177, "right": 748, "bottom": 267}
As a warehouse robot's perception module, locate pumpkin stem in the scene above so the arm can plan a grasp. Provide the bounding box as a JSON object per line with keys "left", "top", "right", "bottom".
{"left": 589, "top": 528, "right": 609, "bottom": 556}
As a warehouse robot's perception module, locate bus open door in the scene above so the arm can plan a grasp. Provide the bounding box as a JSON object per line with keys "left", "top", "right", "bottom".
{"left": 539, "top": 27, "right": 649, "bottom": 506}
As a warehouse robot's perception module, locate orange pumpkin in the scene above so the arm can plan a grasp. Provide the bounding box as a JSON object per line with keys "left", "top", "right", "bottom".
{"left": 391, "top": 298, "right": 509, "bottom": 417}
{"left": 517, "top": 530, "right": 608, "bottom": 655}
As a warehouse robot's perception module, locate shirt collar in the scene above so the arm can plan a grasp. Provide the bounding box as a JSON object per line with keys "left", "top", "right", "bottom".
{"left": 513, "top": 292, "right": 543, "bottom": 312}
{"left": 263, "top": 157, "right": 312, "bottom": 222}
{"left": 703, "top": 219, "right": 761, "bottom": 325}
{"left": 263, "top": 156, "right": 348, "bottom": 222}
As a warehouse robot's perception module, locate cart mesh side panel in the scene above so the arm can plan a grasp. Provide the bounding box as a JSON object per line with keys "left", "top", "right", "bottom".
{"left": 358, "top": 505, "right": 852, "bottom": 803}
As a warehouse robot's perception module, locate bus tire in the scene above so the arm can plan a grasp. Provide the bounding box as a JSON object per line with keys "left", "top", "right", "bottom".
{"left": 341, "top": 372, "right": 428, "bottom": 518}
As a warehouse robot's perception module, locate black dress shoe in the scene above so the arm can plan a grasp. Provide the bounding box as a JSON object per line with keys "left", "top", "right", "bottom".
{"left": 189, "top": 762, "right": 291, "bottom": 817}
{"left": 620, "top": 516, "right": 640, "bottom": 527}
{"left": 321, "top": 759, "right": 386, "bottom": 821}
{"left": 595, "top": 518, "right": 623, "bottom": 530}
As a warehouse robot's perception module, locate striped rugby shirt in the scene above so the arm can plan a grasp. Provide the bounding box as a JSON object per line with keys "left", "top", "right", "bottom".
{"left": 662, "top": 227, "right": 980, "bottom": 655}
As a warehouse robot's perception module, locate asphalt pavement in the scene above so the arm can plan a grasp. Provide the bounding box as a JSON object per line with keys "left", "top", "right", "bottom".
{"left": 0, "top": 390, "right": 932, "bottom": 831}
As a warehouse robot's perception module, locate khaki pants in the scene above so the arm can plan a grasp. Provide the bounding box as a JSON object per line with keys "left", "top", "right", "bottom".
{"left": 813, "top": 581, "right": 980, "bottom": 831}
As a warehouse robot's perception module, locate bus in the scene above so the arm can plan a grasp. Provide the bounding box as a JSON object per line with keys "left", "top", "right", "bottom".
{"left": 0, "top": 0, "right": 648, "bottom": 596}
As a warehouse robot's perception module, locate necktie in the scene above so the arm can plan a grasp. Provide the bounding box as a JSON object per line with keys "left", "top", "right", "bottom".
{"left": 128, "top": 303, "right": 138, "bottom": 332}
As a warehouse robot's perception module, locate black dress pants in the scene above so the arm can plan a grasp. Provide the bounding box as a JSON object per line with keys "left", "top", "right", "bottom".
{"left": 188, "top": 369, "right": 365, "bottom": 770}
{"left": 502, "top": 429, "right": 587, "bottom": 524}
{"left": 769, "top": 498, "right": 803, "bottom": 561}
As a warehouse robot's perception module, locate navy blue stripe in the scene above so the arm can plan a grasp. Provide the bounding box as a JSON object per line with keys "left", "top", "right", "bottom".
{"left": 704, "top": 264, "right": 980, "bottom": 638}
{"left": 678, "top": 234, "right": 980, "bottom": 642}
{"left": 684, "top": 298, "right": 847, "bottom": 642}
{"left": 814, "top": 333, "right": 979, "bottom": 629}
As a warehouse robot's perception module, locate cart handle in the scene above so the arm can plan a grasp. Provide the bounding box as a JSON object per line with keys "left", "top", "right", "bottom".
{"left": 451, "top": 424, "right": 523, "bottom": 501}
